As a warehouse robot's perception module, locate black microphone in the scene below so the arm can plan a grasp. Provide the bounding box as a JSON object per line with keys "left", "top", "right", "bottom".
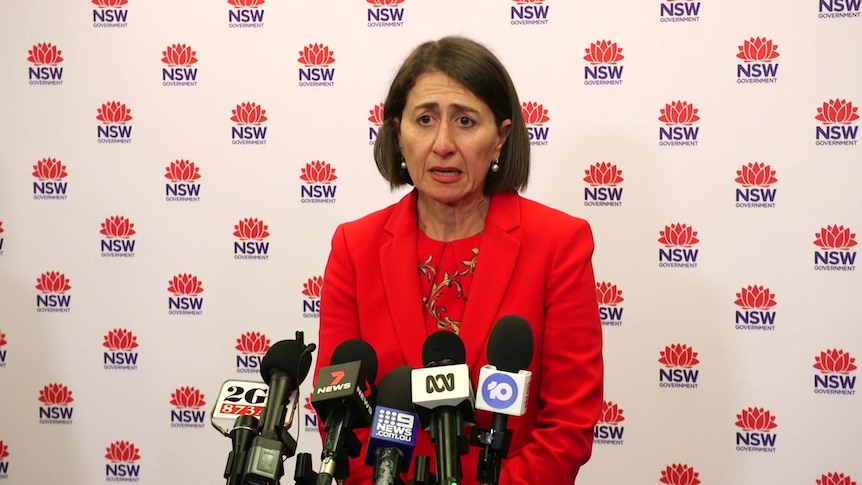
{"left": 311, "top": 339, "right": 379, "bottom": 485}
{"left": 472, "top": 316, "right": 534, "bottom": 485}
{"left": 411, "top": 331, "right": 475, "bottom": 485}
{"left": 365, "top": 366, "right": 420, "bottom": 485}
{"left": 244, "top": 336, "right": 315, "bottom": 485}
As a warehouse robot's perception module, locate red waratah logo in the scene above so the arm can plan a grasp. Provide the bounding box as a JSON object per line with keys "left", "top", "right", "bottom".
{"left": 0, "top": 441, "right": 8, "bottom": 460}
{"left": 92, "top": 0, "right": 128, "bottom": 7}
{"left": 513, "top": 0, "right": 545, "bottom": 3}
{"left": 302, "top": 276, "right": 324, "bottom": 299}
{"left": 737, "top": 37, "right": 780, "bottom": 63}
{"left": 27, "top": 43, "right": 64, "bottom": 66}
{"left": 300, "top": 161, "right": 338, "bottom": 184}
{"left": 165, "top": 160, "right": 201, "bottom": 183}
{"left": 660, "top": 464, "right": 701, "bottom": 485}
{"left": 0, "top": 331, "right": 6, "bottom": 347}
{"left": 103, "top": 329, "right": 138, "bottom": 351}
{"left": 584, "top": 162, "right": 623, "bottom": 186}
{"left": 583, "top": 40, "right": 624, "bottom": 64}
{"left": 598, "top": 401, "right": 625, "bottom": 424}
{"left": 521, "top": 102, "right": 550, "bottom": 126}
{"left": 735, "top": 162, "right": 777, "bottom": 187}
{"left": 369, "top": 103, "right": 385, "bottom": 126}
{"left": 659, "top": 101, "right": 700, "bottom": 126}
{"left": 236, "top": 332, "right": 271, "bottom": 354}
{"left": 170, "top": 387, "right": 207, "bottom": 409}
{"left": 735, "top": 407, "right": 777, "bottom": 432}
{"left": 231, "top": 102, "right": 267, "bottom": 125}
{"left": 304, "top": 394, "right": 316, "bottom": 413}
{"left": 168, "top": 274, "right": 204, "bottom": 296}
{"left": 659, "top": 344, "right": 699, "bottom": 368}
{"left": 100, "top": 216, "right": 136, "bottom": 239}
{"left": 814, "top": 349, "right": 857, "bottom": 374}
{"left": 298, "top": 44, "right": 336, "bottom": 67}
{"left": 734, "top": 285, "right": 777, "bottom": 310}
{"left": 36, "top": 271, "right": 71, "bottom": 294}
{"left": 596, "top": 282, "right": 624, "bottom": 306}
{"left": 228, "top": 0, "right": 265, "bottom": 6}
{"left": 658, "top": 224, "right": 700, "bottom": 248}
{"left": 818, "top": 473, "right": 857, "bottom": 485}
{"left": 161, "top": 44, "right": 198, "bottom": 67}
{"left": 105, "top": 441, "right": 140, "bottom": 463}
{"left": 367, "top": 0, "right": 404, "bottom": 5}
{"left": 97, "top": 102, "right": 133, "bottom": 124}
{"left": 0, "top": 222, "right": 4, "bottom": 235}
{"left": 816, "top": 99, "right": 860, "bottom": 125}
{"left": 38, "top": 383, "right": 74, "bottom": 405}
{"left": 32, "top": 158, "right": 68, "bottom": 181}
{"left": 814, "top": 225, "right": 857, "bottom": 250}
{"left": 233, "top": 218, "right": 269, "bottom": 241}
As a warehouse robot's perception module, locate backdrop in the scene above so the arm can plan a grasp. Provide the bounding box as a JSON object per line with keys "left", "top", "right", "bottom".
{"left": 0, "top": 0, "right": 860, "bottom": 484}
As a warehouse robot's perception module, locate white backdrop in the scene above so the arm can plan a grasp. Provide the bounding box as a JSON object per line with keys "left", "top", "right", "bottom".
{"left": 0, "top": 0, "right": 860, "bottom": 484}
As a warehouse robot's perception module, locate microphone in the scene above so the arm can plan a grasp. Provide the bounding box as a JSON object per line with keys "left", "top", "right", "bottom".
{"left": 365, "top": 366, "right": 420, "bottom": 485}
{"left": 244, "top": 336, "right": 315, "bottom": 485}
{"left": 472, "top": 315, "right": 534, "bottom": 485}
{"left": 211, "top": 379, "right": 270, "bottom": 485}
{"left": 411, "top": 331, "right": 475, "bottom": 485}
{"left": 311, "top": 339, "right": 379, "bottom": 485}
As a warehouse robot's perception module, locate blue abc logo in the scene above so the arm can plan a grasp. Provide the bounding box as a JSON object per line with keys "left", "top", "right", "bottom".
{"left": 481, "top": 373, "right": 518, "bottom": 409}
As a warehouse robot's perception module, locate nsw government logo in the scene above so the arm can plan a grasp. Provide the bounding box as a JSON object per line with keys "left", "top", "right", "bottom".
{"left": 300, "top": 161, "right": 338, "bottom": 203}
{"left": 596, "top": 282, "right": 624, "bottom": 326}
{"left": 659, "top": 464, "right": 701, "bottom": 485}
{"left": 36, "top": 271, "right": 72, "bottom": 313}
{"left": 234, "top": 218, "right": 270, "bottom": 260}
{"left": 38, "top": 383, "right": 74, "bottom": 424}
{"left": 235, "top": 332, "right": 271, "bottom": 374}
{"left": 510, "top": 0, "right": 549, "bottom": 25}
{"left": 522, "top": 102, "right": 550, "bottom": 146}
{"left": 735, "top": 407, "right": 777, "bottom": 452}
{"left": 368, "top": 103, "right": 384, "bottom": 145}
{"left": 734, "top": 285, "right": 777, "bottom": 331}
{"left": 0, "top": 330, "right": 7, "bottom": 368}
{"left": 303, "top": 394, "right": 319, "bottom": 432}
{"left": 815, "top": 99, "right": 859, "bottom": 146}
{"left": 658, "top": 344, "right": 699, "bottom": 389}
{"left": 660, "top": 0, "right": 701, "bottom": 22}
{"left": 105, "top": 441, "right": 141, "bottom": 482}
{"left": 27, "top": 43, "right": 64, "bottom": 86}
{"left": 33, "top": 158, "right": 69, "bottom": 201}
{"left": 659, "top": 101, "right": 700, "bottom": 146}
{"left": 93, "top": 0, "right": 129, "bottom": 27}
{"left": 817, "top": 473, "right": 858, "bottom": 485}
{"left": 735, "top": 162, "right": 777, "bottom": 208}
{"left": 103, "top": 329, "right": 139, "bottom": 370}
{"left": 97, "top": 101, "right": 133, "bottom": 144}
{"left": 228, "top": 0, "right": 265, "bottom": 28}
{"left": 736, "top": 37, "right": 780, "bottom": 84}
{"left": 813, "top": 349, "right": 857, "bottom": 396}
{"left": 593, "top": 400, "right": 625, "bottom": 445}
{"left": 583, "top": 40, "right": 624, "bottom": 86}
{"left": 170, "top": 387, "right": 207, "bottom": 429}
{"left": 367, "top": 0, "right": 406, "bottom": 28}
{"left": 813, "top": 225, "right": 857, "bottom": 271}
{"left": 0, "top": 440, "right": 8, "bottom": 479}
{"left": 100, "top": 216, "right": 136, "bottom": 258}
{"left": 231, "top": 102, "right": 267, "bottom": 145}
{"left": 302, "top": 276, "right": 323, "bottom": 318}
{"left": 298, "top": 44, "right": 336, "bottom": 87}
{"left": 167, "top": 274, "right": 204, "bottom": 316}
{"left": 658, "top": 223, "right": 700, "bottom": 268}
{"left": 161, "top": 44, "right": 198, "bottom": 87}
{"left": 165, "top": 160, "right": 201, "bottom": 202}
{"left": 583, "top": 162, "right": 623, "bottom": 207}
{"left": 818, "top": 0, "right": 861, "bottom": 18}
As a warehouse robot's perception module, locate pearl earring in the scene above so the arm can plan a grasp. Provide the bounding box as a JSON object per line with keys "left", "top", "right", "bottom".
{"left": 400, "top": 159, "right": 407, "bottom": 169}
{"left": 490, "top": 160, "right": 500, "bottom": 173}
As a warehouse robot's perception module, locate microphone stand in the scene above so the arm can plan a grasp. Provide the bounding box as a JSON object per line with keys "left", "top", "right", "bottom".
{"left": 224, "top": 415, "right": 260, "bottom": 485}
{"left": 470, "top": 414, "right": 513, "bottom": 485}
{"left": 409, "top": 456, "right": 437, "bottom": 485}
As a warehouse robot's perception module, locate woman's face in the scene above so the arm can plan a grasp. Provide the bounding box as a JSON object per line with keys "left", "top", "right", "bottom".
{"left": 398, "top": 71, "right": 511, "bottom": 207}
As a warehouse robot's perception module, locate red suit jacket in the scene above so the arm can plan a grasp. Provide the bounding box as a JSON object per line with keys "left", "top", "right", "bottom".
{"left": 317, "top": 189, "right": 603, "bottom": 484}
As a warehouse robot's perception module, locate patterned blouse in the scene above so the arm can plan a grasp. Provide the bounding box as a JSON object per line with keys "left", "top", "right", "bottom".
{"left": 417, "top": 232, "right": 481, "bottom": 335}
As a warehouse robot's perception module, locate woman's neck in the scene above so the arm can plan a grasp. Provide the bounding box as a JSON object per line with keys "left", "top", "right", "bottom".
{"left": 417, "top": 193, "right": 490, "bottom": 242}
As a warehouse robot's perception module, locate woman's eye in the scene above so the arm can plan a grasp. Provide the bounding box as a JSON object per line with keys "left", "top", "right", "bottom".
{"left": 418, "top": 115, "right": 432, "bottom": 125}
{"left": 458, "top": 117, "right": 474, "bottom": 126}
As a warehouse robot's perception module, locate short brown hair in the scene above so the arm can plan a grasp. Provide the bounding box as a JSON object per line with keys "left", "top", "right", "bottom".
{"left": 374, "top": 36, "right": 530, "bottom": 194}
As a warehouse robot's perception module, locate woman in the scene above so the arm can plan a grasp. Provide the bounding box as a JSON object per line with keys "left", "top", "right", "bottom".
{"left": 317, "top": 36, "right": 603, "bottom": 484}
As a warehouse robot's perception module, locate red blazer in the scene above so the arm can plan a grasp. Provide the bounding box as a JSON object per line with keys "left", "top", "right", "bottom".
{"left": 317, "top": 190, "right": 603, "bottom": 485}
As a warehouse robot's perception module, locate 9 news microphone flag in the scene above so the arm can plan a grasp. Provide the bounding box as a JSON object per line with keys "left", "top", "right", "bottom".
{"left": 364, "top": 365, "right": 420, "bottom": 485}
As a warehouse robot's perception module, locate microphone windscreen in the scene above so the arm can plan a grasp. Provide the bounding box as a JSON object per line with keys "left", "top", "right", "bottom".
{"left": 331, "top": 339, "right": 379, "bottom": 383}
{"left": 421, "top": 330, "right": 466, "bottom": 367}
{"left": 261, "top": 339, "right": 313, "bottom": 386}
{"left": 376, "top": 366, "right": 414, "bottom": 411}
{"left": 487, "top": 315, "right": 534, "bottom": 372}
